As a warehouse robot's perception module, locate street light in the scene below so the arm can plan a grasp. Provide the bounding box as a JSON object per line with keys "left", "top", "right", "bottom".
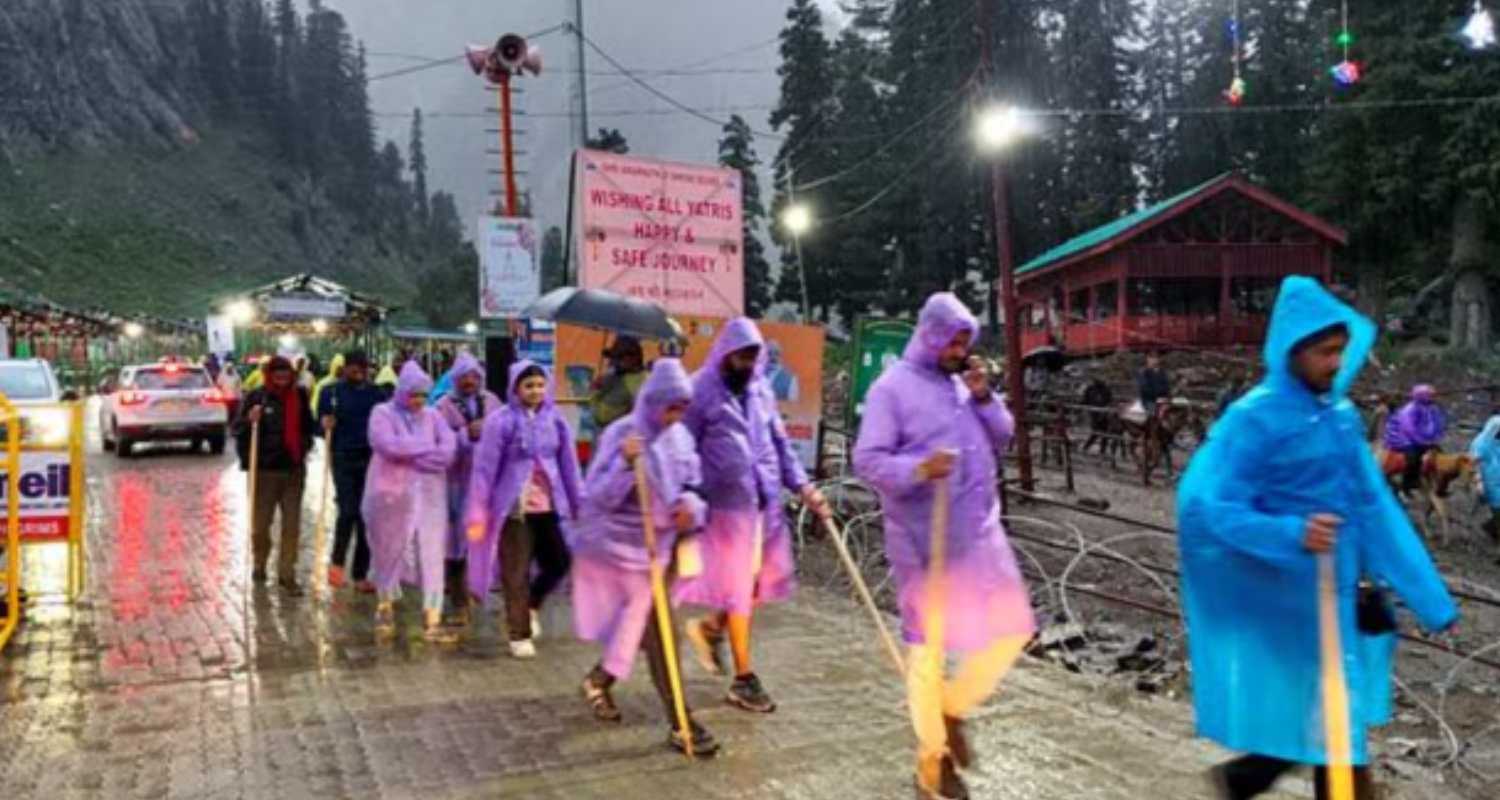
{"left": 123, "top": 322, "right": 143, "bottom": 339}
{"left": 311, "top": 318, "right": 329, "bottom": 335}
{"left": 279, "top": 333, "right": 298, "bottom": 351}
{"left": 226, "top": 300, "right": 255, "bottom": 326}
{"left": 781, "top": 203, "right": 814, "bottom": 323}
{"left": 976, "top": 102, "right": 1035, "bottom": 490}
{"left": 463, "top": 321, "right": 479, "bottom": 335}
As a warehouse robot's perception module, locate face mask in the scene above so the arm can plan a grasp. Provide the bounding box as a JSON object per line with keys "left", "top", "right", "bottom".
{"left": 724, "top": 366, "right": 754, "bottom": 394}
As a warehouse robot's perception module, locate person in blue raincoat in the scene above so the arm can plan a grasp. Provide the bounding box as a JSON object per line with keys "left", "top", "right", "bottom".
{"left": 1468, "top": 411, "right": 1500, "bottom": 547}
{"left": 1178, "top": 276, "right": 1457, "bottom": 800}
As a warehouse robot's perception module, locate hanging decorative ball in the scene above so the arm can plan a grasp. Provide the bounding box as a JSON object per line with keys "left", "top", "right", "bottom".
{"left": 1463, "top": 2, "right": 1497, "bottom": 50}
{"left": 1224, "top": 76, "right": 1247, "bottom": 105}
{"left": 1330, "top": 60, "right": 1362, "bottom": 87}
{"left": 1335, "top": 29, "right": 1355, "bottom": 48}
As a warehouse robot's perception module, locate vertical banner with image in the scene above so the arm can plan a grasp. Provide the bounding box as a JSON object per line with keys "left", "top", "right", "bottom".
{"left": 478, "top": 216, "right": 540, "bottom": 319}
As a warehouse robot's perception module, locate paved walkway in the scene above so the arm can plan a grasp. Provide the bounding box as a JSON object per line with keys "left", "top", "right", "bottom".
{"left": 0, "top": 445, "right": 1463, "bottom": 798}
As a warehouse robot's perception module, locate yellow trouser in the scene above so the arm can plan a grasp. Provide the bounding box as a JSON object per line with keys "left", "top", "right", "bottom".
{"left": 907, "top": 635, "right": 1029, "bottom": 759}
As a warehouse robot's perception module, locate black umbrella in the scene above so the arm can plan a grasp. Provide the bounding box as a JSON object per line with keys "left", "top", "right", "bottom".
{"left": 524, "top": 287, "right": 682, "bottom": 342}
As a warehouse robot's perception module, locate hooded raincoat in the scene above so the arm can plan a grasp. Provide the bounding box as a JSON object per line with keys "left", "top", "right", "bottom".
{"left": 853, "top": 293, "right": 1035, "bottom": 653}
{"left": 435, "top": 353, "right": 503, "bottom": 561}
{"left": 1177, "top": 276, "right": 1457, "bottom": 765}
{"left": 1469, "top": 415, "right": 1500, "bottom": 510}
{"left": 363, "top": 362, "right": 458, "bottom": 599}
{"left": 673, "top": 318, "right": 808, "bottom": 614}
{"left": 1383, "top": 385, "right": 1446, "bottom": 451}
{"left": 310, "top": 354, "right": 344, "bottom": 416}
{"left": 462, "top": 360, "right": 583, "bottom": 598}
{"left": 570, "top": 359, "right": 706, "bottom": 679}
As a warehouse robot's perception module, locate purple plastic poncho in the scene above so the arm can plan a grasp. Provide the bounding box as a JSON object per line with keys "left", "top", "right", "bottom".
{"left": 1383, "top": 384, "right": 1446, "bottom": 450}
{"left": 462, "top": 359, "right": 583, "bottom": 598}
{"left": 571, "top": 359, "right": 705, "bottom": 679}
{"left": 853, "top": 293, "right": 1036, "bottom": 653}
{"left": 674, "top": 318, "right": 809, "bottom": 614}
{"left": 434, "top": 352, "right": 503, "bottom": 561}
{"left": 363, "top": 362, "right": 457, "bottom": 596}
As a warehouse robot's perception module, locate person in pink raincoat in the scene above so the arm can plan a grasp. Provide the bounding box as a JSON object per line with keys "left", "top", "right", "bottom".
{"left": 463, "top": 360, "right": 583, "bottom": 659}
{"left": 433, "top": 352, "right": 502, "bottom": 613}
{"left": 571, "top": 358, "right": 719, "bottom": 757}
{"left": 364, "top": 361, "right": 458, "bottom": 640}
{"left": 853, "top": 292, "right": 1036, "bottom": 800}
{"left": 675, "top": 318, "right": 830, "bottom": 714}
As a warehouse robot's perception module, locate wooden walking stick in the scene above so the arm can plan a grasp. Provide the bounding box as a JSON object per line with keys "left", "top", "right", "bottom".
{"left": 247, "top": 418, "right": 261, "bottom": 548}
{"left": 632, "top": 452, "right": 695, "bottom": 760}
{"left": 925, "top": 469, "right": 952, "bottom": 662}
{"left": 823, "top": 515, "right": 905, "bottom": 676}
{"left": 1317, "top": 553, "right": 1356, "bottom": 800}
{"left": 312, "top": 425, "right": 334, "bottom": 599}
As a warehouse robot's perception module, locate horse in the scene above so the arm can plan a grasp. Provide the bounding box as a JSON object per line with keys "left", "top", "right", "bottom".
{"left": 1121, "top": 398, "right": 1205, "bottom": 487}
{"left": 1374, "top": 445, "right": 1478, "bottom": 547}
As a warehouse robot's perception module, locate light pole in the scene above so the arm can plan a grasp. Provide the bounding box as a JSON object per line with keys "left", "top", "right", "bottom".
{"left": 782, "top": 203, "right": 813, "bottom": 323}
{"left": 976, "top": 103, "right": 1035, "bottom": 490}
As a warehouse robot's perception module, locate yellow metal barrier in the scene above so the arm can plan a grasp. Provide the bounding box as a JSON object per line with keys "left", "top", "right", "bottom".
{"left": 0, "top": 398, "right": 88, "bottom": 655}
{"left": 0, "top": 393, "right": 21, "bottom": 653}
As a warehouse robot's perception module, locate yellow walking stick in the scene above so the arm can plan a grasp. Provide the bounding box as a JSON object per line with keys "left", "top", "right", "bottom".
{"left": 824, "top": 515, "right": 905, "bottom": 676}
{"left": 632, "top": 454, "right": 695, "bottom": 760}
{"left": 1317, "top": 553, "right": 1355, "bottom": 800}
{"left": 312, "top": 426, "right": 334, "bottom": 599}
{"left": 925, "top": 471, "right": 951, "bottom": 662}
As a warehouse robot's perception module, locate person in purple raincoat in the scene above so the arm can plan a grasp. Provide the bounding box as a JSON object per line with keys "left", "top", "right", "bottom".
{"left": 1383, "top": 384, "right": 1446, "bottom": 494}
{"left": 463, "top": 360, "right": 583, "bottom": 659}
{"left": 434, "top": 352, "right": 502, "bottom": 613}
{"left": 675, "top": 318, "right": 830, "bottom": 714}
{"left": 854, "top": 293, "right": 1036, "bottom": 800}
{"left": 364, "top": 361, "right": 458, "bottom": 641}
{"left": 571, "top": 359, "right": 720, "bottom": 757}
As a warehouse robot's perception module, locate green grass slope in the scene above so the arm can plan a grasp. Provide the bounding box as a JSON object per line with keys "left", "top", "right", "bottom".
{"left": 0, "top": 130, "right": 418, "bottom": 317}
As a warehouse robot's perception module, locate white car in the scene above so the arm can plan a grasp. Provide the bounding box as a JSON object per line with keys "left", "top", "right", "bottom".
{"left": 0, "top": 359, "right": 74, "bottom": 447}
{"left": 98, "top": 361, "right": 228, "bottom": 457}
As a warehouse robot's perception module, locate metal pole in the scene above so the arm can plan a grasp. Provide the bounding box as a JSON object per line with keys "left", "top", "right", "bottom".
{"left": 573, "top": 1, "right": 589, "bottom": 147}
{"left": 499, "top": 75, "right": 519, "bottom": 217}
{"left": 979, "top": 0, "right": 1033, "bottom": 490}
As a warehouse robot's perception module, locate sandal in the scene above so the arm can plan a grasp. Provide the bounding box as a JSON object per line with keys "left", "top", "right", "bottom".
{"left": 581, "top": 676, "right": 622, "bottom": 722}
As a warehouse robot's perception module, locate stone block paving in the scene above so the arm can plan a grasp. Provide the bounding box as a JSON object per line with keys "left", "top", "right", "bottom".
{"left": 0, "top": 448, "right": 1466, "bottom": 798}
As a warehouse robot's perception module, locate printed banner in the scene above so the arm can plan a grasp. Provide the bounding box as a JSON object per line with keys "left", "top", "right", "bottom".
{"left": 478, "top": 216, "right": 540, "bottom": 319}
{"left": 554, "top": 316, "right": 823, "bottom": 470}
{"left": 205, "top": 315, "right": 235, "bottom": 356}
{"left": 573, "top": 150, "right": 744, "bottom": 317}
{"left": 0, "top": 452, "right": 73, "bottom": 541}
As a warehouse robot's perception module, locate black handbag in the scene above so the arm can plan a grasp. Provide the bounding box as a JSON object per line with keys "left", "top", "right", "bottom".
{"left": 1357, "top": 580, "right": 1397, "bottom": 634}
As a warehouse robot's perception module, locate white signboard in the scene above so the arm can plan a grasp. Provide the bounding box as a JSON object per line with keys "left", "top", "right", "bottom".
{"left": 266, "top": 294, "right": 347, "bottom": 319}
{"left": 0, "top": 452, "right": 72, "bottom": 540}
{"left": 478, "top": 216, "right": 540, "bottom": 320}
{"left": 205, "top": 315, "right": 235, "bottom": 356}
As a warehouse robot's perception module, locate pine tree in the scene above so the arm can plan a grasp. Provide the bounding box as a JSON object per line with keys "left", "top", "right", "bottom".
{"left": 271, "top": 0, "right": 303, "bottom": 166}
{"left": 585, "top": 128, "right": 630, "bottom": 153}
{"left": 718, "top": 115, "right": 774, "bottom": 317}
{"left": 234, "top": 0, "right": 277, "bottom": 125}
{"left": 409, "top": 109, "right": 430, "bottom": 231}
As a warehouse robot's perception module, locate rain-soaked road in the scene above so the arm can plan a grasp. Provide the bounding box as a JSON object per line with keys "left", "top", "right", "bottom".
{"left": 0, "top": 422, "right": 1463, "bottom": 799}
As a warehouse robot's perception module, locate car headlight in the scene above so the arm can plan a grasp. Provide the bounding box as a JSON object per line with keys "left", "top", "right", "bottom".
{"left": 25, "top": 409, "right": 70, "bottom": 446}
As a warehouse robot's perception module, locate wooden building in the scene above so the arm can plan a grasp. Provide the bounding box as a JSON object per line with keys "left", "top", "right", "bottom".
{"left": 1015, "top": 173, "right": 1347, "bottom": 356}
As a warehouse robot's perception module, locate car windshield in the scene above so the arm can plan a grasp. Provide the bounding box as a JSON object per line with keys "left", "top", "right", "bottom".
{"left": 133, "top": 369, "right": 211, "bottom": 390}
{"left": 0, "top": 364, "right": 54, "bottom": 400}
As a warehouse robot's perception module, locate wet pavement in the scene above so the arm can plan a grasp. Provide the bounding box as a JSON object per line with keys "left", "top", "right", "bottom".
{"left": 0, "top": 436, "right": 1466, "bottom": 799}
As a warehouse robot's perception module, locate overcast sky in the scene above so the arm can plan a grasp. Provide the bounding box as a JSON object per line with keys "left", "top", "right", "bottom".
{"left": 328, "top": 0, "right": 847, "bottom": 239}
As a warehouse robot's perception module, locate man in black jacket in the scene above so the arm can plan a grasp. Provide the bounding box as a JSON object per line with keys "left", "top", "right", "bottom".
{"left": 235, "top": 356, "right": 317, "bottom": 596}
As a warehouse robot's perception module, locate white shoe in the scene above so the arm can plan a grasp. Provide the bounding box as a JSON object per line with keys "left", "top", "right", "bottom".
{"left": 530, "top": 609, "right": 543, "bottom": 638}
{"left": 509, "top": 638, "right": 537, "bottom": 659}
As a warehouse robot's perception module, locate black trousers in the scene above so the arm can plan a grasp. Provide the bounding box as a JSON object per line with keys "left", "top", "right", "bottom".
{"left": 1218, "top": 754, "right": 1374, "bottom": 800}
{"left": 330, "top": 452, "right": 371, "bottom": 580}
{"left": 500, "top": 512, "right": 572, "bottom": 640}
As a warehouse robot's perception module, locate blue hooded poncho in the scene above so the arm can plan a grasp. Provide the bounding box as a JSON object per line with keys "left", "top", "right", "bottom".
{"left": 1177, "top": 276, "right": 1457, "bottom": 765}
{"left": 1469, "top": 415, "right": 1500, "bottom": 511}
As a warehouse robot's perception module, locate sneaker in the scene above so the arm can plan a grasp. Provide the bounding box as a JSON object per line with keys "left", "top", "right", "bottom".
{"left": 278, "top": 579, "right": 305, "bottom": 597}
{"left": 668, "top": 719, "right": 720, "bottom": 757}
{"left": 530, "top": 608, "right": 543, "bottom": 638}
{"left": 944, "top": 715, "right": 972, "bottom": 769}
{"left": 354, "top": 580, "right": 376, "bottom": 594}
{"left": 726, "top": 672, "right": 776, "bottom": 713}
{"left": 685, "top": 617, "right": 727, "bottom": 676}
{"left": 251, "top": 568, "right": 269, "bottom": 585}
{"left": 327, "top": 565, "right": 346, "bottom": 589}
{"left": 509, "top": 638, "right": 537, "bottom": 659}
{"left": 581, "top": 676, "right": 622, "bottom": 722}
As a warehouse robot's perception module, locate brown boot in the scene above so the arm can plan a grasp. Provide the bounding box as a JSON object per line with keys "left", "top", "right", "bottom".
{"left": 914, "top": 754, "right": 968, "bottom": 800}
{"left": 944, "top": 715, "right": 972, "bottom": 769}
